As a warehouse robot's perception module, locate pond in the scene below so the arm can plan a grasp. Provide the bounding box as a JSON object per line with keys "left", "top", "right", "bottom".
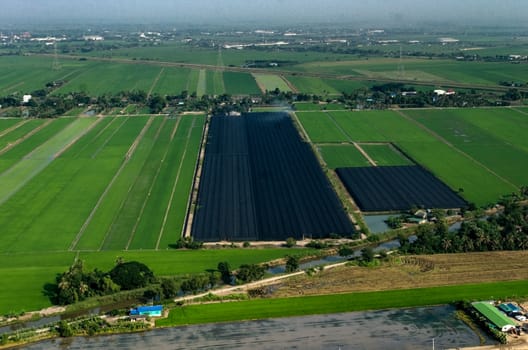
{"left": 21, "top": 305, "right": 492, "bottom": 349}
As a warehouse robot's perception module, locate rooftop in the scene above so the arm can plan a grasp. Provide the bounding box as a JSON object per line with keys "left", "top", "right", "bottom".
{"left": 473, "top": 302, "right": 515, "bottom": 330}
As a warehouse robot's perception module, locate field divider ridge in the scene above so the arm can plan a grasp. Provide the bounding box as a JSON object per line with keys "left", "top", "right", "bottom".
{"left": 281, "top": 75, "right": 299, "bottom": 93}
{"left": 53, "top": 117, "right": 103, "bottom": 159}
{"left": 183, "top": 115, "right": 208, "bottom": 239}
{"left": 97, "top": 116, "right": 156, "bottom": 251}
{"left": 0, "top": 118, "right": 96, "bottom": 206}
{"left": 324, "top": 111, "right": 377, "bottom": 166}
{"left": 90, "top": 117, "right": 128, "bottom": 159}
{"left": 156, "top": 116, "right": 196, "bottom": 248}
{"left": 0, "top": 119, "right": 53, "bottom": 157}
{"left": 41, "top": 53, "right": 528, "bottom": 94}
{"left": 69, "top": 116, "right": 155, "bottom": 251}
{"left": 124, "top": 118, "right": 169, "bottom": 250}
{"left": 0, "top": 119, "right": 30, "bottom": 139}
{"left": 147, "top": 67, "right": 165, "bottom": 98}
{"left": 394, "top": 109, "right": 520, "bottom": 191}
{"left": 71, "top": 116, "right": 118, "bottom": 159}
{"left": 251, "top": 73, "right": 267, "bottom": 94}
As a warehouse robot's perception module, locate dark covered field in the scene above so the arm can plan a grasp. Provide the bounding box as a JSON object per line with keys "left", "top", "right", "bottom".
{"left": 192, "top": 112, "right": 354, "bottom": 241}
{"left": 336, "top": 166, "right": 467, "bottom": 212}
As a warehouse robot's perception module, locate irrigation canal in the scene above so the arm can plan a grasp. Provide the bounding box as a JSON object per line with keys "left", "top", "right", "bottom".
{"left": 20, "top": 305, "right": 490, "bottom": 349}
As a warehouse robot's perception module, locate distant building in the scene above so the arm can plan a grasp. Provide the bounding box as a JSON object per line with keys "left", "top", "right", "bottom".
{"left": 83, "top": 35, "right": 104, "bottom": 41}
{"left": 22, "top": 95, "right": 32, "bottom": 103}
{"left": 434, "top": 89, "right": 446, "bottom": 96}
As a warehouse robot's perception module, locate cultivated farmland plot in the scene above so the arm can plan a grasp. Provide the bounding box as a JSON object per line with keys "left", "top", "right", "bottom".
{"left": 192, "top": 112, "right": 354, "bottom": 241}
{"left": 252, "top": 73, "right": 292, "bottom": 93}
{"left": 297, "top": 109, "right": 520, "bottom": 205}
{"left": 336, "top": 166, "right": 468, "bottom": 212}
{"left": 0, "top": 115, "right": 204, "bottom": 253}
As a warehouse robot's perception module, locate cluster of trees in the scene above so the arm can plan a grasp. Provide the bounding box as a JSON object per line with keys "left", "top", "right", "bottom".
{"left": 337, "top": 84, "right": 524, "bottom": 110}
{"left": 51, "top": 256, "right": 277, "bottom": 306}
{"left": 51, "top": 260, "right": 155, "bottom": 305}
{"left": 400, "top": 198, "right": 528, "bottom": 254}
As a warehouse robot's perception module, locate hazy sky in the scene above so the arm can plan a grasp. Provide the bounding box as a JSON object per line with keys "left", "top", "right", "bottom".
{"left": 1, "top": 0, "right": 527, "bottom": 26}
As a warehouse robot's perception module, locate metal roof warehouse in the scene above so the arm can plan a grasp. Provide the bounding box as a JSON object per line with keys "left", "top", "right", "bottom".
{"left": 472, "top": 302, "right": 516, "bottom": 332}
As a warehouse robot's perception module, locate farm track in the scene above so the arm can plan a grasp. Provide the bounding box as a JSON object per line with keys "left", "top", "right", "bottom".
{"left": 42, "top": 53, "right": 528, "bottom": 94}
{"left": 156, "top": 116, "right": 196, "bottom": 249}
{"left": 395, "top": 109, "right": 520, "bottom": 191}
{"left": 0, "top": 119, "right": 53, "bottom": 157}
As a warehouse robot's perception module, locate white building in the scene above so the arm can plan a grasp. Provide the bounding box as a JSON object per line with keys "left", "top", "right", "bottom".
{"left": 83, "top": 35, "right": 104, "bottom": 41}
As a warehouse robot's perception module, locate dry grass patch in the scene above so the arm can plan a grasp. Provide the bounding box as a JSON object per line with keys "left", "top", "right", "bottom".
{"left": 271, "top": 251, "right": 528, "bottom": 297}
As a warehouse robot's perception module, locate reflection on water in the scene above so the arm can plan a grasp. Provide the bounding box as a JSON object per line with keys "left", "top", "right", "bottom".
{"left": 22, "top": 305, "right": 491, "bottom": 350}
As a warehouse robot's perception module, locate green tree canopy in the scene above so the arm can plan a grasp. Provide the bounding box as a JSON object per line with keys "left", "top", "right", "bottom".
{"left": 109, "top": 261, "right": 156, "bottom": 290}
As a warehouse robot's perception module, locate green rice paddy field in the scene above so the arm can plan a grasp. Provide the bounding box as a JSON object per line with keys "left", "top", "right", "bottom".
{"left": 0, "top": 113, "right": 320, "bottom": 314}
{"left": 0, "top": 114, "right": 205, "bottom": 312}
{"left": 0, "top": 249, "right": 303, "bottom": 315}
{"left": 297, "top": 108, "right": 525, "bottom": 205}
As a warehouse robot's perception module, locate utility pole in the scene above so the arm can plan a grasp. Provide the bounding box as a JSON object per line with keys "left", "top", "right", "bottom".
{"left": 52, "top": 41, "right": 61, "bottom": 71}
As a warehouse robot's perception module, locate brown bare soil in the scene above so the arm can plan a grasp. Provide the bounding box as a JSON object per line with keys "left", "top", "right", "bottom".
{"left": 270, "top": 251, "right": 528, "bottom": 297}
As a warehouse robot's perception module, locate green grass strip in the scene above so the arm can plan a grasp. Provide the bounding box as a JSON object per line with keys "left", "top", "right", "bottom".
{"left": 0, "top": 118, "right": 75, "bottom": 173}
{"left": 196, "top": 69, "right": 206, "bottom": 97}
{"left": 157, "top": 115, "right": 205, "bottom": 248}
{"left": 157, "top": 280, "right": 528, "bottom": 327}
{"left": 0, "top": 118, "right": 96, "bottom": 205}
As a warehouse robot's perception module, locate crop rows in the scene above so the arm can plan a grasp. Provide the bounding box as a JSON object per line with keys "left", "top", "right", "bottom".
{"left": 0, "top": 115, "right": 204, "bottom": 253}
{"left": 192, "top": 112, "right": 354, "bottom": 241}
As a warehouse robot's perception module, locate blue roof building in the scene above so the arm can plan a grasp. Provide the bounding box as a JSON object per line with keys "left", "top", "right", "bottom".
{"left": 130, "top": 305, "right": 163, "bottom": 317}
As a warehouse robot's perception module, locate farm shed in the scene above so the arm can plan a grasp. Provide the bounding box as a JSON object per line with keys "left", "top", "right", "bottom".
{"left": 130, "top": 305, "right": 163, "bottom": 317}
{"left": 472, "top": 302, "right": 516, "bottom": 332}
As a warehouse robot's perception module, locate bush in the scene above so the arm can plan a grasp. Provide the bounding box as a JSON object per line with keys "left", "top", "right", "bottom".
{"left": 305, "top": 240, "right": 328, "bottom": 249}
{"left": 57, "top": 320, "right": 73, "bottom": 337}
{"left": 285, "top": 255, "right": 299, "bottom": 273}
{"left": 284, "top": 237, "right": 297, "bottom": 248}
{"left": 109, "top": 261, "right": 156, "bottom": 290}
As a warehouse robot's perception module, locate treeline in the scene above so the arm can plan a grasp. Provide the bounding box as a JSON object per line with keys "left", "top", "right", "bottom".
{"left": 49, "top": 257, "right": 273, "bottom": 306}
{"left": 2, "top": 80, "right": 524, "bottom": 119}
{"left": 400, "top": 195, "right": 528, "bottom": 254}
{"left": 50, "top": 260, "right": 155, "bottom": 305}
{"left": 338, "top": 83, "right": 526, "bottom": 109}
